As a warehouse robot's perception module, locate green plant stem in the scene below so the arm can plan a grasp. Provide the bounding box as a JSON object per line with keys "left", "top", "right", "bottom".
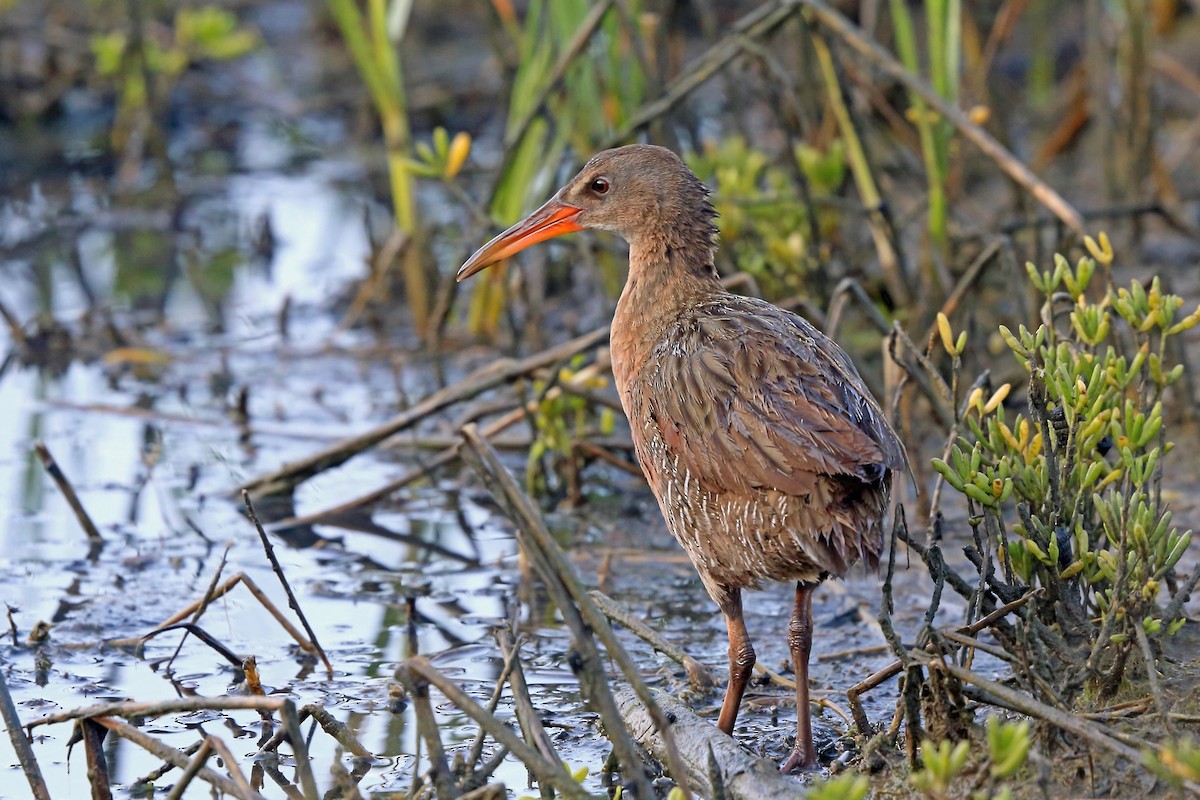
{"left": 800, "top": 0, "right": 1085, "bottom": 233}
{"left": 327, "top": 0, "right": 426, "bottom": 334}
{"left": 889, "top": 0, "right": 947, "bottom": 251}
{"left": 810, "top": 28, "right": 909, "bottom": 305}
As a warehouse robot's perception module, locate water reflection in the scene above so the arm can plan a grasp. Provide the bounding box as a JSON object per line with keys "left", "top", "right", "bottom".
{"left": 0, "top": 117, "right": 535, "bottom": 792}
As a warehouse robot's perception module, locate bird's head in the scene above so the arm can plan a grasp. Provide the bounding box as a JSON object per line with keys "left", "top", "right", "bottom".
{"left": 457, "top": 144, "right": 718, "bottom": 281}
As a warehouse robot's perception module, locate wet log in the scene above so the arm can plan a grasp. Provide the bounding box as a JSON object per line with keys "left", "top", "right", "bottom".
{"left": 615, "top": 687, "right": 805, "bottom": 800}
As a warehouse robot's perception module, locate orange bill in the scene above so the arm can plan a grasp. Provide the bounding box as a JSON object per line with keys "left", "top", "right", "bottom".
{"left": 456, "top": 198, "right": 583, "bottom": 281}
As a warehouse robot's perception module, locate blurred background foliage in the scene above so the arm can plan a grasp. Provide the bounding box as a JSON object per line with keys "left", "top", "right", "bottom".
{"left": 4, "top": 0, "right": 1198, "bottom": 348}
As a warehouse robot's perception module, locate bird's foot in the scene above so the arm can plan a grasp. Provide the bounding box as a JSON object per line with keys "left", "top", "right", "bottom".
{"left": 779, "top": 746, "right": 821, "bottom": 775}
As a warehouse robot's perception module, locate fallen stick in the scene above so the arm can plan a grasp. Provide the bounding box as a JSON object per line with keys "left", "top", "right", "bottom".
{"left": 35, "top": 440, "right": 103, "bottom": 543}
{"left": 460, "top": 426, "right": 687, "bottom": 797}
{"left": 28, "top": 696, "right": 287, "bottom": 730}
{"left": 399, "top": 662, "right": 456, "bottom": 800}
{"left": 163, "top": 738, "right": 214, "bottom": 800}
{"left": 204, "top": 733, "right": 262, "bottom": 800}
{"left": 91, "top": 716, "right": 262, "bottom": 800}
{"left": 252, "top": 702, "right": 373, "bottom": 762}
{"left": 104, "top": 572, "right": 321, "bottom": 658}
{"left": 239, "top": 327, "right": 608, "bottom": 497}
{"left": 460, "top": 429, "right": 658, "bottom": 799}
{"left": 923, "top": 656, "right": 1200, "bottom": 798}
{"left": 589, "top": 590, "right": 714, "bottom": 689}
{"left": 845, "top": 587, "right": 1043, "bottom": 736}
{"left": 615, "top": 687, "right": 805, "bottom": 800}
{"left": 244, "top": 492, "right": 334, "bottom": 679}
{"left": 280, "top": 700, "right": 320, "bottom": 800}
{"left": 82, "top": 717, "right": 112, "bottom": 800}
{"left": 131, "top": 741, "right": 203, "bottom": 791}
{"left": 165, "top": 544, "right": 232, "bottom": 672}
{"left": 399, "top": 656, "right": 594, "bottom": 800}
{"left": 495, "top": 630, "right": 559, "bottom": 766}
{"left": 465, "top": 634, "right": 525, "bottom": 777}
{"left": 269, "top": 359, "right": 616, "bottom": 531}
{"left": 0, "top": 669, "right": 51, "bottom": 800}
{"left": 301, "top": 704, "right": 373, "bottom": 760}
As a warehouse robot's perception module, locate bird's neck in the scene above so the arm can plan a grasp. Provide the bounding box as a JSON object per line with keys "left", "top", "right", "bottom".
{"left": 610, "top": 238, "right": 723, "bottom": 394}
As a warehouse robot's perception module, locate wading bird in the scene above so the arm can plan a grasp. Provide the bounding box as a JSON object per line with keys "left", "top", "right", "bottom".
{"left": 457, "top": 144, "right": 906, "bottom": 772}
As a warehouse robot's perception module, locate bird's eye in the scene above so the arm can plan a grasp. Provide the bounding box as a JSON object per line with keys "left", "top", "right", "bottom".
{"left": 589, "top": 177, "right": 610, "bottom": 194}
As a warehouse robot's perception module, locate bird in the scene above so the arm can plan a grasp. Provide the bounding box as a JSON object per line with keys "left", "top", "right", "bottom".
{"left": 457, "top": 144, "right": 906, "bottom": 772}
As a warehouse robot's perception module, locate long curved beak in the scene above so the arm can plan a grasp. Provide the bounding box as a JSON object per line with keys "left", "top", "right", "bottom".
{"left": 456, "top": 197, "right": 584, "bottom": 281}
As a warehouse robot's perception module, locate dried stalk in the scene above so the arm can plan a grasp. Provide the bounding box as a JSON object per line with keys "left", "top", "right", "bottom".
{"left": 164, "top": 543, "right": 232, "bottom": 671}
{"left": 204, "top": 733, "right": 262, "bottom": 800}
{"left": 244, "top": 491, "right": 334, "bottom": 678}
{"left": 239, "top": 327, "right": 608, "bottom": 497}
{"left": 163, "top": 738, "right": 214, "bottom": 800}
{"left": 464, "top": 635, "right": 524, "bottom": 779}
{"left": 34, "top": 440, "right": 103, "bottom": 542}
{"left": 92, "top": 716, "right": 262, "bottom": 799}
{"left": 0, "top": 669, "right": 50, "bottom": 800}
{"left": 81, "top": 717, "right": 112, "bottom": 800}
{"left": 105, "top": 572, "right": 319, "bottom": 657}
{"left": 589, "top": 590, "right": 714, "bottom": 689}
{"left": 252, "top": 703, "right": 372, "bottom": 762}
{"left": 399, "top": 656, "right": 593, "bottom": 800}
{"left": 269, "top": 357, "right": 613, "bottom": 531}
{"left": 281, "top": 700, "right": 320, "bottom": 800}
{"left": 460, "top": 425, "right": 688, "bottom": 796}
{"left": 495, "top": 630, "right": 558, "bottom": 765}
{"left": 398, "top": 662, "right": 457, "bottom": 800}
{"left": 28, "top": 696, "right": 286, "bottom": 730}
{"left": 846, "top": 587, "right": 1043, "bottom": 736}
{"left": 798, "top": 0, "right": 1085, "bottom": 233}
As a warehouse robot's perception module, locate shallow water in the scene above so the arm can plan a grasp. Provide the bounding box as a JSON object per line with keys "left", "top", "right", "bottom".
{"left": 0, "top": 134, "right": 925, "bottom": 795}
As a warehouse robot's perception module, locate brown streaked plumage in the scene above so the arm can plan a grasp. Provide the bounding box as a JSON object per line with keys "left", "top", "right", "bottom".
{"left": 458, "top": 144, "right": 906, "bottom": 772}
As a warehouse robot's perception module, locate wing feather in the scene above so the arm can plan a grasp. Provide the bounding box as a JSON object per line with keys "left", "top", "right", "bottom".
{"left": 636, "top": 296, "right": 905, "bottom": 498}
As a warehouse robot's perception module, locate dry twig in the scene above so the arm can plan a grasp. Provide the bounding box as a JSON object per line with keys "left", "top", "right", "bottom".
{"left": 239, "top": 327, "right": 608, "bottom": 497}
{"left": 163, "top": 738, "right": 214, "bottom": 800}
{"left": 34, "top": 440, "right": 103, "bottom": 543}
{"left": 460, "top": 425, "right": 688, "bottom": 797}
{"left": 398, "top": 656, "right": 593, "bottom": 800}
{"left": 92, "top": 716, "right": 262, "bottom": 799}
{"left": 495, "top": 630, "right": 558, "bottom": 767}
{"left": 0, "top": 669, "right": 50, "bottom": 800}
{"left": 798, "top": 0, "right": 1085, "bottom": 233}
{"left": 28, "top": 696, "right": 286, "bottom": 730}
{"left": 268, "top": 357, "right": 614, "bottom": 531}
{"left": 243, "top": 491, "right": 334, "bottom": 678}
{"left": 400, "top": 662, "right": 457, "bottom": 800}
{"left": 281, "top": 700, "right": 320, "bottom": 800}
{"left": 589, "top": 590, "right": 714, "bottom": 689}
{"left": 846, "top": 587, "right": 1044, "bottom": 736}
{"left": 105, "top": 572, "right": 323, "bottom": 659}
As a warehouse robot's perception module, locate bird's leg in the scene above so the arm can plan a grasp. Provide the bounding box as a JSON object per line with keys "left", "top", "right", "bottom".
{"left": 715, "top": 589, "right": 755, "bottom": 735}
{"left": 781, "top": 582, "right": 818, "bottom": 773}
